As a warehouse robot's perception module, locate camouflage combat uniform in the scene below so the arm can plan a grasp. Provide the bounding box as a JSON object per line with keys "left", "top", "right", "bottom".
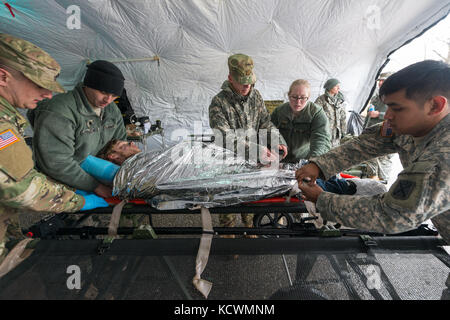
{"left": 209, "top": 81, "right": 286, "bottom": 153}
{"left": 362, "top": 91, "right": 395, "bottom": 181}
{"left": 0, "top": 34, "right": 84, "bottom": 265}
{"left": 310, "top": 118, "right": 450, "bottom": 244}
{"left": 209, "top": 80, "right": 286, "bottom": 227}
{"left": 366, "top": 94, "right": 387, "bottom": 128}
{"left": 314, "top": 92, "right": 347, "bottom": 148}
{"left": 209, "top": 54, "right": 286, "bottom": 228}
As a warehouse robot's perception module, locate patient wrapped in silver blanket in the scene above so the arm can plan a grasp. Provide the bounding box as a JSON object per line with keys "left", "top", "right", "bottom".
{"left": 113, "top": 141, "right": 300, "bottom": 210}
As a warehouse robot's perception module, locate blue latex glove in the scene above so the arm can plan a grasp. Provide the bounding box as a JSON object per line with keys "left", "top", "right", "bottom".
{"left": 76, "top": 190, "right": 110, "bottom": 211}
{"left": 80, "top": 155, "right": 120, "bottom": 183}
{"left": 75, "top": 190, "right": 90, "bottom": 196}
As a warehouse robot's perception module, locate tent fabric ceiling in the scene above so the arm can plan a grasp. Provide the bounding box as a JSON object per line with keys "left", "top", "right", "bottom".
{"left": 1, "top": 0, "right": 449, "bottom": 144}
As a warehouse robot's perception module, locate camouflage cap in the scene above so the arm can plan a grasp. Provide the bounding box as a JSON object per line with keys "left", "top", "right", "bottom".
{"left": 0, "top": 33, "right": 64, "bottom": 93}
{"left": 379, "top": 72, "right": 393, "bottom": 81}
{"left": 228, "top": 53, "right": 256, "bottom": 85}
{"left": 323, "top": 78, "right": 340, "bottom": 91}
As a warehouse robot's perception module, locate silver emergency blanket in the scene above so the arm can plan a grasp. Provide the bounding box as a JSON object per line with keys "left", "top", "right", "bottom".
{"left": 113, "top": 141, "right": 301, "bottom": 210}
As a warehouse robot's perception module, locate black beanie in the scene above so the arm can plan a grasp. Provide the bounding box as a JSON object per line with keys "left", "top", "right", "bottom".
{"left": 83, "top": 60, "right": 125, "bottom": 96}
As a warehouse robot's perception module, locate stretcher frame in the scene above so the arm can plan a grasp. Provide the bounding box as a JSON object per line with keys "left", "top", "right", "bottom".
{"left": 55, "top": 196, "right": 315, "bottom": 237}
{"left": 22, "top": 196, "right": 447, "bottom": 300}
{"left": 27, "top": 196, "right": 440, "bottom": 239}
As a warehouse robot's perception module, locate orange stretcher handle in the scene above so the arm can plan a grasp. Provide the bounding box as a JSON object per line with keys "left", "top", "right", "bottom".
{"left": 105, "top": 197, "right": 147, "bottom": 205}
{"left": 339, "top": 173, "right": 358, "bottom": 179}
{"left": 250, "top": 197, "right": 301, "bottom": 203}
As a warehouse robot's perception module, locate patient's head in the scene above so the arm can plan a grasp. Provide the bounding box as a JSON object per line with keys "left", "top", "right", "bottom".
{"left": 97, "top": 139, "right": 141, "bottom": 165}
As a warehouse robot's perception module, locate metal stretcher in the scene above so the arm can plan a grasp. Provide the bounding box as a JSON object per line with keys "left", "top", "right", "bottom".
{"left": 17, "top": 194, "right": 448, "bottom": 301}
{"left": 18, "top": 192, "right": 447, "bottom": 301}
{"left": 28, "top": 196, "right": 315, "bottom": 239}
{"left": 27, "top": 194, "right": 439, "bottom": 239}
{"left": 8, "top": 128, "right": 446, "bottom": 300}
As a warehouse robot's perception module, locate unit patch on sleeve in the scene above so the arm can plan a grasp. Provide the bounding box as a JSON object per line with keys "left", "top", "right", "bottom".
{"left": 392, "top": 180, "right": 416, "bottom": 200}
{"left": 380, "top": 121, "right": 393, "bottom": 137}
{"left": 0, "top": 129, "right": 19, "bottom": 150}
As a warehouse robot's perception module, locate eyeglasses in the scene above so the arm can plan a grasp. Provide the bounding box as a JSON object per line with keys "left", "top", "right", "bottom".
{"left": 289, "top": 95, "right": 309, "bottom": 101}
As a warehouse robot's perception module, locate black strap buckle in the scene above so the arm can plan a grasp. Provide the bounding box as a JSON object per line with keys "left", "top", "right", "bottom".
{"left": 360, "top": 235, "right": 378, "bottom": 248}
{"left": 97, "top": 237, "right": 115, "bottom": 255}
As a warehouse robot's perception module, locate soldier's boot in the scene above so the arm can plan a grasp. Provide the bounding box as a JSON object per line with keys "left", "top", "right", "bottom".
{"left": 0, "top": 214, "right": 10, "bottom": 266}
{"left": 116, "top": 214, "right": 150, "bottom": 239}
{"left": 0, "top": 240, "right": 7, "bottom": 267}
{"left": 0, "top": 213, "right": 32, "bottom": 278}
{"left": 119, "top": 214, "right": 149, "bottom": 228}
{"left": 242, "top": 213, "right": 258, "bottom": 239}
{"left": 0, "top": 211, "right": 23, "bottom": 264}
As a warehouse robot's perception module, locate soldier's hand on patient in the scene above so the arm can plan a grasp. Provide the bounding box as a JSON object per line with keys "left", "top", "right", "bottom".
{"left": 94, "top": 183, "right": 113, "bottom": 198}
{"left": 298, "top": 179, "right": 323, "bottom": 203}
{"left": 295, "top": 163, "right": 321, "bottom": 184}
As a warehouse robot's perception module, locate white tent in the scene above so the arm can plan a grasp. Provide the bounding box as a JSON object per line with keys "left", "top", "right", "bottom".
{"left": 1, "top": 0, "right": 449, "bottom": 146}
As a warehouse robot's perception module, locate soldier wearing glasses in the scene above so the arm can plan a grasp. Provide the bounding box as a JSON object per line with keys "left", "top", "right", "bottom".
{"left": 271, "top": 79, "right": 331, "bottom": 163}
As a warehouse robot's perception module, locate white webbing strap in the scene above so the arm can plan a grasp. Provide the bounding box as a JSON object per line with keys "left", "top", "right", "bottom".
{"left": 108, "top": 200, "right": 127, "bottom": 237}
{"left": 192, "top": 207, "right": 213, "bottom": 299}
{"left": 285, "top": 182, "right": 301, "bottom": 202}
{"left": 0, "top": 238, "right": 34, "bottom": 278}
{"left": 304, "top": 200, "right": 317, "bottom": 215}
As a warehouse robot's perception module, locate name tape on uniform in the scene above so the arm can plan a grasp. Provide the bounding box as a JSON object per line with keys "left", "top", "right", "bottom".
{"left": 0, "top": 129, "right": 20, "bottom": 150}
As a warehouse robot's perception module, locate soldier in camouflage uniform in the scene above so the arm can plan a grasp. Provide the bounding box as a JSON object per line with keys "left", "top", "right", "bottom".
{"left": 296, "top": 60, "right": 449, "bottom": 247}
{"left": 314, "top": 79, "right": 348, "bottom": 148}
{"left": 0, "top": 34, "right": 107, "bottom": 268}
{"left": 361, "top": 72, "right": 396, "bottom": 182}
{"left": 365, "top": 73, "right": 393, "bottom": 128}
{"left": 209, "top": 53, "right": 287, "bottom": 232}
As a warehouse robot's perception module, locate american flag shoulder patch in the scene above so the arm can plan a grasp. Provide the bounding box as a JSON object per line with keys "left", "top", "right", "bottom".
{"left": 0, "top": 129, "right": 20, "bottom": 150}
{"left": 380, "top": 121, "right": 393, "bottom": 137}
